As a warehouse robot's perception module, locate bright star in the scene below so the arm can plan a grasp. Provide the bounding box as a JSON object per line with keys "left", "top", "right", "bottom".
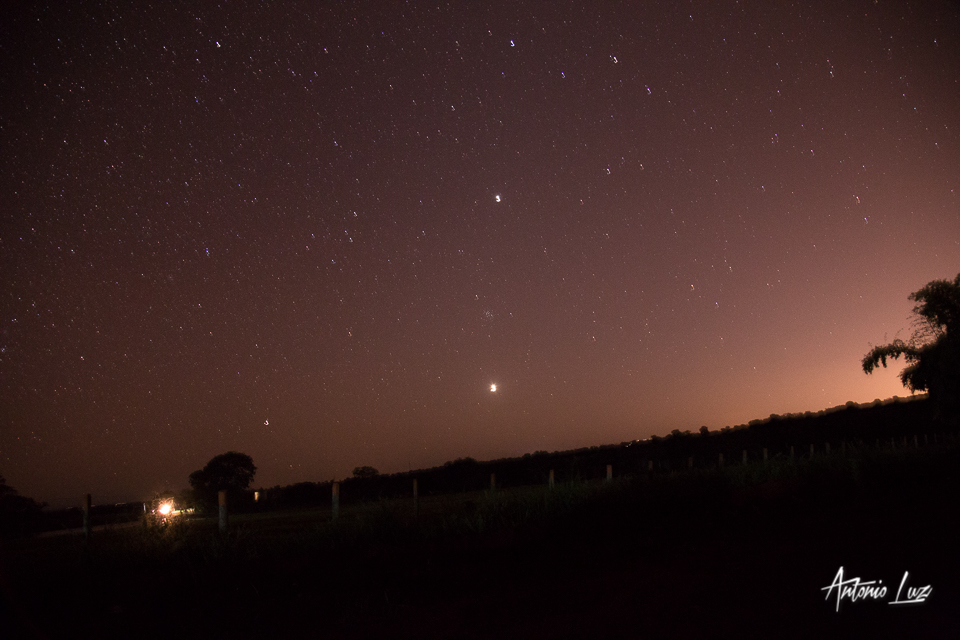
{"left": 490, "top": 384, "right": 497, "bottom": 392}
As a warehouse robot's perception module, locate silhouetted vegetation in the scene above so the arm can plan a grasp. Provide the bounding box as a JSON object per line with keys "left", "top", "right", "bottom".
{"left": 255, "top": 395, "right": 936, "bottom": 509}
{"left": 5, "top": 436, "right": 958, "bottom": 638}
{"left": 11, "top": 396, "right": 941, "bottom": 537}
{"left": 863, "top": 271, "right": 960, "bottom": 426}
{"left": 5, "top": 391, "right": 955, "bottom": 636}
{"left": 188, "top": 451, "right": 257, "bottom": 512}
{"left": 0, "top": 473, "right": 45, "bottom": 539}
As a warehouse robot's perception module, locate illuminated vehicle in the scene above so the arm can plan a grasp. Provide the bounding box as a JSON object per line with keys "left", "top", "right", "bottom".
{"left": 149, "top": 496, "right": 194, "bottom": 522}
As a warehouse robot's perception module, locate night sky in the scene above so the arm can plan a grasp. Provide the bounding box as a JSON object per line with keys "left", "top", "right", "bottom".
{"left": 2, "top": 2, "right": 958, "bottom": 508}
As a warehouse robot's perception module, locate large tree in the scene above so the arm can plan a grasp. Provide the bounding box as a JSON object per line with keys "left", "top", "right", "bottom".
{"left": 862, "top": 272, "right": 960, "bottom": 425}
{"left": 189, "top": 452, "right": 257, "bottom": 507}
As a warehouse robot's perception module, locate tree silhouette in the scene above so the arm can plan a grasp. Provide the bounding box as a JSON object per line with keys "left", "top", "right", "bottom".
{"left": 189, "top": 452, "right": 257, "bottom": 507}
{"left": 0, "top": 473, "right": 45, "bottom": 538}
{"left": 352, "top": 466, "right": 379, "bottom": 478}
{"left": 863, "top": 272, "right": 960, "bottom": 425}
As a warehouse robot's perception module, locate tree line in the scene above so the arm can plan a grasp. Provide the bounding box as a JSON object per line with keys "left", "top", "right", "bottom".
{"left": 194, "top": 271, "right": 960, "bottom": 512}
{"left": 5, "top": 272, "right": 957, "bottom": 533}
{"left": 249, "top": 394, "right": 941, "bottom": 510}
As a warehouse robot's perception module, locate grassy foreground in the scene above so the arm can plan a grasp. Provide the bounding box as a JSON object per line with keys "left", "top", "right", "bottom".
{"left": 2, "top": 439, "right": 959, "bottom": 639}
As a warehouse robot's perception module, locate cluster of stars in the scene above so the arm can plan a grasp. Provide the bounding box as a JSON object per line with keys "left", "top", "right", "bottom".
{"left": 1, "top": 1, "right": 957, "bottom": 507}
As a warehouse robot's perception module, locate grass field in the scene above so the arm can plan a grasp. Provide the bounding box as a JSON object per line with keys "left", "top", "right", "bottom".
{"left": 3, "top": 439, "right": 959, "bottom": 639}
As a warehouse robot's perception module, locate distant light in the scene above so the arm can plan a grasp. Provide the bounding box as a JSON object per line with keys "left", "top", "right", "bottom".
{"left": 494, "top": 194, "right": 501, "bottom": 203}
{"left": 254, "top": 491, "right": 260, "bottom": 502}
{"left": 490, "top": 384, "right": 497, "bottom": 392}
{"left": 158, "top": 502, "right": 173, "bottom": 516}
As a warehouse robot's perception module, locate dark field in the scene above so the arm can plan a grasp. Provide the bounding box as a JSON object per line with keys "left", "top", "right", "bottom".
{"left": 3, "top": 441, "right": 959, "bottom": 639}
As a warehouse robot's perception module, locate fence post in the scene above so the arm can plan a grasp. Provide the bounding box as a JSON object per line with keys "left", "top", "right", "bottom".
{"left": 331, "top": 483, "right": 339, "bottom": 521}
{"left": 606, "top": 464, "right": 612, "bottom": 482}
{"left": 688, "top": 456, "right": 693, "bottom": 470}
{"left": 718, "top": 452, "right": 723, "bottom": 467}
{"left": 413, "top": 479, "right": 419, "bottom": 518}
{"left": 742, "top": 450, "right": 747, "bottom": 464}
{"left": 218, "top": 491, "right": 228, "bottom": 533}
{"left": 490, "top": 473, "right": 496, "bottom": 492}
{"left": 763, "top": 448, "right": 768, "bottom": 464}
{"left": 83, "top": 494, "right": 92, "bottom": 541}
{"left": 549, "top": 469, "right": 555, "bottom": 490}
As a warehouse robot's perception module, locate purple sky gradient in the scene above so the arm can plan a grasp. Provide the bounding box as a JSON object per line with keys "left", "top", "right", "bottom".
{"left": 2, "top": 1, "right": 958, "bottom": 507}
